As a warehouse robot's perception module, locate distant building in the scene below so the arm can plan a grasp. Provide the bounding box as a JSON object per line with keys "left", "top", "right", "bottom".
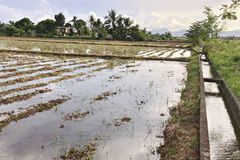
{"left": 56, "top": 27, "right": 77, "bottom": 36}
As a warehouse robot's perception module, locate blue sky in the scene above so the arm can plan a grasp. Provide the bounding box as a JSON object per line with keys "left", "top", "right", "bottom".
{"left": 0, "top": 0, "right": 239, "bottom": 31}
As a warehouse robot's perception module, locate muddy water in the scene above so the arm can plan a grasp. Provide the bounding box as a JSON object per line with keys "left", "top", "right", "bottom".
{"left": 0, "top": 58, "right": 187, "bottom": 160}
{"left": 206, "top": 96, "right": 240, "bottom": 160}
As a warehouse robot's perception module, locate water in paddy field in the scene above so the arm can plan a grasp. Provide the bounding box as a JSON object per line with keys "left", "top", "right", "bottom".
{"left": 0, "top": 52, "right": 188, "bottom": 160}
{"left": 137, "top": 48, "right": 191, "bottom": 58}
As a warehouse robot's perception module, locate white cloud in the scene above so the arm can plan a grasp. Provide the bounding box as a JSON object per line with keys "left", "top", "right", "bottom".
{"left": 0, "top": 0, "right": 239, "bottom": 31}
{"left": 0, "top": 5, "right": 26, "bottom": 22}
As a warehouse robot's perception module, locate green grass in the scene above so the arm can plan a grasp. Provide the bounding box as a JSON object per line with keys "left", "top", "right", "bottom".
{"left": 205, "top": 39, "right": 240, "bottom": 99}
{"left": 160, "top": 52, "right": 200, "bottom": 159}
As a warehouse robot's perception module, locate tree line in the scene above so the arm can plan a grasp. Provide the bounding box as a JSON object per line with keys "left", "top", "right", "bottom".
{"left": 0, "top": 9, "right": 173, "bottom": 41}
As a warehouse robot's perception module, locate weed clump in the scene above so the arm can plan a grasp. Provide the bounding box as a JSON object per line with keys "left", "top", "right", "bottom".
{"left": 59, "top": 143, "right": 97, "bottom": 160}
{"left": 64, "top": 111, "right": 90, "bottom": 121}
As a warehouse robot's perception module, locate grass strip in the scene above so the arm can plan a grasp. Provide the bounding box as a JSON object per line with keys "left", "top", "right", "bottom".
{"left": 59, "top": 143, "right": 97, "bottom": 160}
{"left": 205, "top": 39, "right": 240, "bottom": 99}
{"left": 160, "top": 52, "right": 200, "bottom": 160}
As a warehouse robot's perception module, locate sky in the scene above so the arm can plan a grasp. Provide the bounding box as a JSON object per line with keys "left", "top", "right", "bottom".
{"left": 0, "top": 0, "right": 239, "bottom": 32}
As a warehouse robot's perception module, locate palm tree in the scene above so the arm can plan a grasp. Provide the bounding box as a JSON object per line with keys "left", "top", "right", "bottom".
{"left": 116, "top": 15, "right": 124, "bottom": 39}
{"left": 93, "top": 19, "right": 105, "bottom": 38}
{"left": 104, "top": 9, "right": 119, "bottom": 37}
{"left": 94, "top": 19, "right": 102, "bottom": 29}
{"left": 123, "top": 17, "right": 133, "bottom": 28}
{"left": 116, "top": 15, "right": 123, "bottom": 28}
{"left": 89, "top": 15, "right": 95, "bottom": 38}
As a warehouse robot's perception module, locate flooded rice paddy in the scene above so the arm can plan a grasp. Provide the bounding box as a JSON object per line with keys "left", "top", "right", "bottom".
{"left": 137, "top": 48, "right": 191, "bottom": 58}
{"left": 0, "top": 52, "right": 188, "bottom": 159}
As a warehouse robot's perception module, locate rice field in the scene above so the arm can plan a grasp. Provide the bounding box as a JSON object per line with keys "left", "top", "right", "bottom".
{"left": 0, "top": 37, "right": 191, "bottom": 59}
{"left": 0, "top": 39, "right": 189, "bottom": 159}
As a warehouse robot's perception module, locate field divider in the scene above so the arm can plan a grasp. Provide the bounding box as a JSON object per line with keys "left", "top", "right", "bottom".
{"left": 0, "top": 49, "right": 190, "bottom": 62}
{"left": 0, "top": 37, "right": 191, "bottom": 48}
{"left": 199, "top": 55, "right": 211, "bottom": 160}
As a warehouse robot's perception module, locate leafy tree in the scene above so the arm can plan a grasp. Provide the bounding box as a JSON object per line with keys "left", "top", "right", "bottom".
{"left": 14, "top": 18, "right": 34, "bottom": 34}
{"left": 221, "top": 0, "right": 240, "bottom": 20}
{"left": 54, "top": 13, "right": 65, "bottom": 27}
{"left": 185, "top": 1, "right": 240, "bottom": 46}
{"left": 203, "top": 7, "right": 222, "bottom": 38}
{"left": 5, "top": 26, "right": 23, "bottom": 36}
{"left": 0, "top": 22, "right": 6, "bottom": 35}
{"left": 93, "top": 19, "right": 107, "bottom": 39}
{"left": 160, "top": 32, "right": 173, "bottom": 40}
{"left": 74, "top": 19, "right": 87, "bottom": 35}
{"left": 9, "top": 21, "right": 15, "bottom": 26}
{"left": 129, "top": 25, "right": 146, "bottom": 41}
{"left": 71, "top": 16, "right": 78, "bottom": 24}
{"left": 185, "top": 21, "right": 207, "bottom": 46}
{"left": 185, "top": 7, "right": 223, "bottom": 46}
{"left": 36, "top": 19, "right": 56, "bottom": 36}
{"left": 0, "top": 9, "right": 179, "bottom": 41}
{"left": 64, "top": 23, "right": 72, "bottom": 27}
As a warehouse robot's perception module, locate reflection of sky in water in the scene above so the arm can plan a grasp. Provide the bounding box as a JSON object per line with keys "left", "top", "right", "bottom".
{"left": 201, "top": 61, "right": 213, "bottom": 79}
{"left": 0, "top": 55, "right": 187, "bottom": 160}
{"left": 206, "top": 96, "right": 240, "bottom": 160}
{"left": 204, "top": 82, "right": 219, "bottom": 94}
{"left": 138, "top": 49, "right": 191, "bottom": 58}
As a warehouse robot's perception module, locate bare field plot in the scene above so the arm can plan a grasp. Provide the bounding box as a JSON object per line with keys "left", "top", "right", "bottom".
{"left": 0, "top": 51, "right": 187, "bottom": 159}
{"left": 0, "top": 37, "right": 191, "bottom": 48}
